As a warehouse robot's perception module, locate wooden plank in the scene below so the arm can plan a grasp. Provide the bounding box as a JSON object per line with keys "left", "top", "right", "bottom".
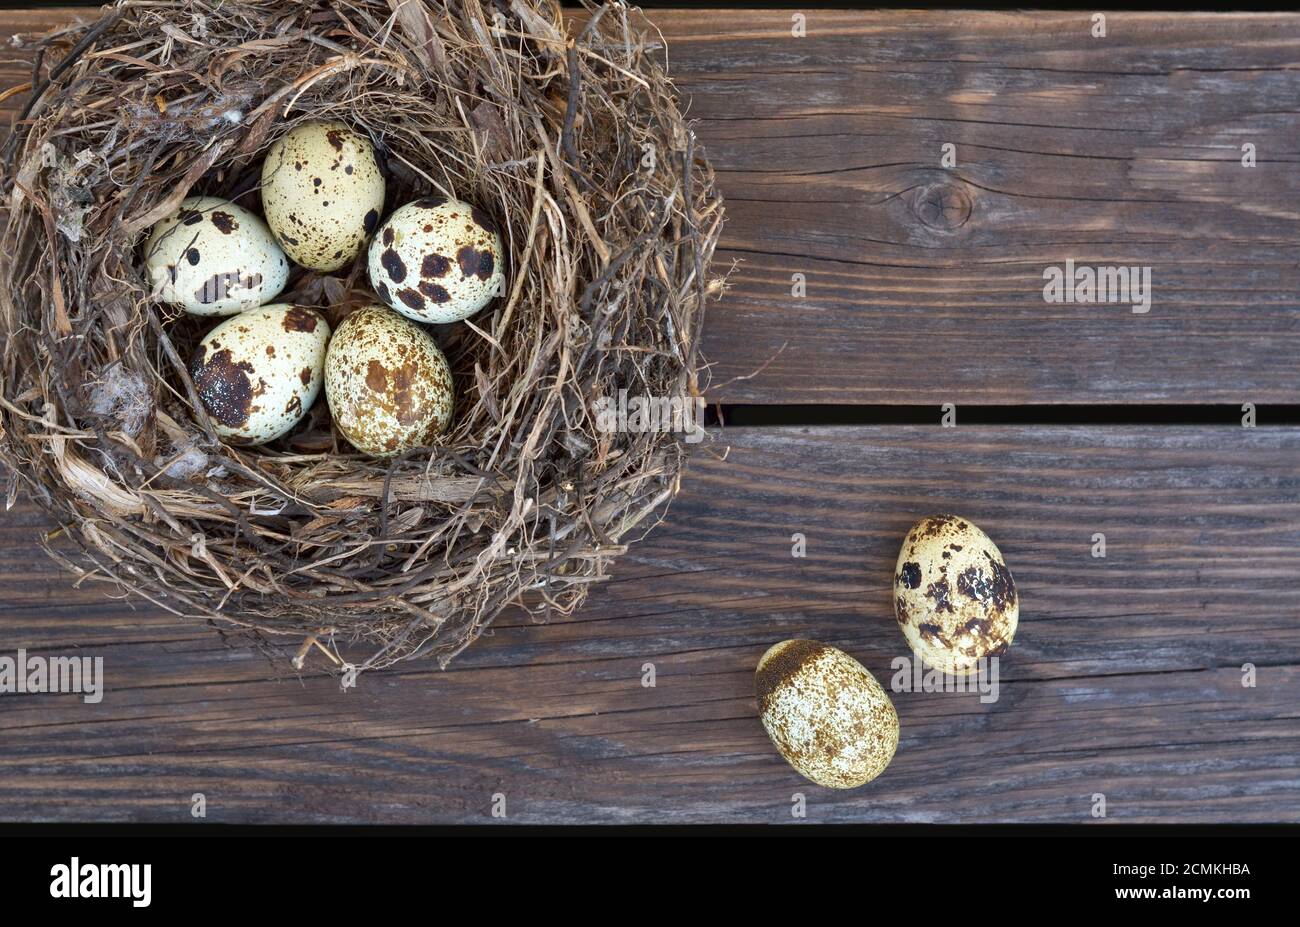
{"left": 2, "top": 10, "right": 1298, "bottom": 404}
{"left": 671, "top": 11, "right": 1300, "bottom": 403}
{"left": 3, "top": 425, "right": 1297, "bottom": 823}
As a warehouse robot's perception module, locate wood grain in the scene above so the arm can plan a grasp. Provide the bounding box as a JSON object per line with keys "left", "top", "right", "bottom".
{"left": 2, "top": 10, "right": 1298, "bottom": 403}
{"left": 3, "top": 426, "right": 1297, "bottom": 823}
{"left": 675, "top": 11, "right": 1300, "bottom": 404}
{"left": 0, "top": 7, "right": 1296, "bottom": 825}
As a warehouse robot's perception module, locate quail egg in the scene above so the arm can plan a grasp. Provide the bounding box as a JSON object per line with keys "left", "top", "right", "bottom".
{"left": 756, "top": 640, "right": 900, "bottom": 789}
{"left": 323, "top": 304, "right": 454, "bottom": 457}
{"left": 144, "top": 196, "right": 288, "bottom": 316}
{"left": 190, "top": 304, "right": 330, "bottom": 445}
{"left": 367, "top": 196, "right": 504, "bottom": 324}
{"left": 893, "top": 515, "right": 1019, "bottom": 675}
{"left": 261, "top": 120, "right": 385, "bottom": 272}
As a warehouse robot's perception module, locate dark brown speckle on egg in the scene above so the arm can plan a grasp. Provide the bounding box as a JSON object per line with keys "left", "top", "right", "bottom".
{"left": 282, "top": 306, "right": 319, "bottom": 333}
{"left": 194, "top": 271, "right": 262, "bottom": 306}
{"left": 210, "top": 211, "right": 238, "bottom": 234}
{"left": 456, "top": 245, "right": 494, "bottom": 281}
{"left": 397, "top": 288, "right": 425, "bottom": 312}
{"left": 419, "top": 281, "right": 450, "bottom": 304}
{"left": 421, "top": 253, "right": 451, "bottom": 278}
{"left": 381, "top": 249, "right": 407, "bottom": 282}
{"left": 191, "top": 347, "right": 256, "bottom": 428}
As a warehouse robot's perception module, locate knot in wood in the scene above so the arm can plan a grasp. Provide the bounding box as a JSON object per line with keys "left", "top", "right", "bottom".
{"left": 912, "top": 182, "right": 972, "bottom": 231}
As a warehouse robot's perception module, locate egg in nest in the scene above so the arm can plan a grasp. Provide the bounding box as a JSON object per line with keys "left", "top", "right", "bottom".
{"left": 756, "top": 640, "right": 899, "bottom": 789}
{"left": 190, "top": 304, "right": 330, "bottom": 445}
{"left": 261, "top": 120, "right": 385, "bottom": 272}
{"left": 144, "top": 196, "right": 288, "bottom": 316}
{"left": 893, "top": 514, "right": 1018, "bottom": 675}
{"left": 367, "top": 196, "right": 504, "bottom": 324}
{"left": 323, "top": 304, "right": 454, "bottom": 458}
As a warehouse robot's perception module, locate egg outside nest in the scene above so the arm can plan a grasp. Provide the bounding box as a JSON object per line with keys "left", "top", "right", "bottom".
{"left": 893, "top": 514, "right": 1019, "bottom": 676}
{"left": 756, "top": 640, "right": 900, "bottom": 789}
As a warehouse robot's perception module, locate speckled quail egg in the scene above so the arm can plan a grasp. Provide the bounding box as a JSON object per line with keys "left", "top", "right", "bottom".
{"left": 323, "top": 304, "right": 454, "bottom": 457}
{"left": 893, "top": 515, "right": 1019, "bottom": 675}
{"left": 261, "top": 120, "right": 385, "bottom": 272}
{"left": 144, "top": 196, "right": 288, "bottom": 316}
{"left": 756, "top": 640, "right": 899, "bottom": 789}
{"left": 190, "top": 304, "right": 330, "bottom": 445}
{"left": 367, "top": 196, "right": 504, "bottom": 324}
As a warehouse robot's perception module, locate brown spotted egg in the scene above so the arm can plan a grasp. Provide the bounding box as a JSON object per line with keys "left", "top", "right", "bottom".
{"left": 261, "top": 120, "right": 385, "bottom": 272}
{"left": 323, "top": 304, "right": 454, "bottom": 458}
{"left": 367, "top": 196, "right": 504, "bottom": 324}
{"left": 144, "top": 196, "right": 288, "bottom": 316}
{"left": 190, "top": 304, "right": 330, "bottom": 445}
{"left": 893, "top": 515, "right": 1019, "bottom": 675}
{"left": 756, "top": 640, "right": 900, "bottom": 789}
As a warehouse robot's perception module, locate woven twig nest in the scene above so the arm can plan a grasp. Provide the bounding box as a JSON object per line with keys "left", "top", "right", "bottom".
{"left": 0, "top": 0, "right": 722, "bottom": 672}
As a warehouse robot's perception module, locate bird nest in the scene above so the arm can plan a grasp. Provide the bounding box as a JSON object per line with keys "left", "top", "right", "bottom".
{"left": 0, "top": 0, "right": 723, "bottom": 673}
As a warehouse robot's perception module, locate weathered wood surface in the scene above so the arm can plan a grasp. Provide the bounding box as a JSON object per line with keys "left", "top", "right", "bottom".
{"left": 2, "top": 9, "right": 1298, "bottom": 403}
{"left": 3, "top": 426, "right": 1298, "bottom": 823}
{"left": 0, "top": 8, "right": 1297, "bottom": 824}
{"left": 675, "top": 11, "right": 1300, "bottom": 404}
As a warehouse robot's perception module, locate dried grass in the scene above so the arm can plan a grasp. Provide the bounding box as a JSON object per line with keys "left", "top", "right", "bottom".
{"left": 0, "top": 0, "right": 723, "bottom": 673}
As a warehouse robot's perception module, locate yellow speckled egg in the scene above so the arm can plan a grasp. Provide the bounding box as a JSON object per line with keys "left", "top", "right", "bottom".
{"left": 190, "top": 304, "right": 329, "bottom": 445}
{"left": 144, "top": 196, "right": 288, "bottom": 316}
{"left": 756, "top": 640, "right": 899, "bottom": 789}
{"left": 893, "top": 515, "right": 1019, "bottom": 675}
{"left": 261, "top": 121, "right": 385, "bottom": 271}
{"left": 323, "top": 304, "right": 454, "bottom": 458}
{"left": 367, "top": 196, "right": 504, "bottom": 324}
